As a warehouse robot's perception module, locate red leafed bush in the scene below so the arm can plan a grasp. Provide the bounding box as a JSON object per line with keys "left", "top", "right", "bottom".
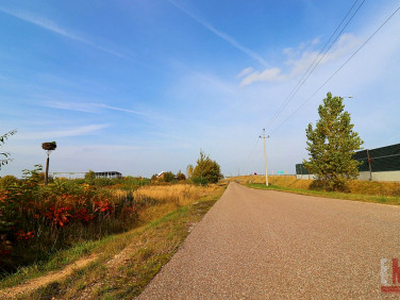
{"left": 74, "top": 208, "right": 94, "bottom": 222}
{"left": 45, "top": 207, "right": 72, "bottom": 227}
{"left": 0, "top": 166, "right": 144, "bottom": 272}
{"left": 15, "top": 230, "right": 35, "bottom": 241}
{"left": 93, "top": 200, "right": 113, "bottom": 213}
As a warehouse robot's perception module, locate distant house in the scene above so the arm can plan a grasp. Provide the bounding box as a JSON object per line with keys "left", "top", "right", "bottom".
{"left": 94, "top": 171, "right": 122, "bottom": 179}
{"left": 156, "top": 171, "right": 166, "bottom": 179}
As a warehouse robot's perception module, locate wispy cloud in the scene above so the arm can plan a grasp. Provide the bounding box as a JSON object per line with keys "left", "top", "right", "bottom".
{"left": 239, "top": 33, "right": 361, "bottom": 86}
{"left": 99, "top": 104, "right": 147, "bottom": 116}
{"left": 16, "top": 124, "right": 109, "bottom": 140}
{"left": 42, "top": 101, "right": 147, "bottom": 116}
{"left": 166, "top": 0, "right": 268, "bottom": 67}
{"left": 236, "top": 67, "right": 254, "bottom": 78}
{"left": 0, "top": 6, "right": 132, "bottom": 61}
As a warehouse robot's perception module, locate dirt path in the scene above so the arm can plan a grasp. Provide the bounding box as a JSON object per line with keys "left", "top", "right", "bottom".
{"left": 0, "top": 254, "right": 98, "bottom": 299}
{"left": 138, "top": 182, "right": 400, "bottom": 299}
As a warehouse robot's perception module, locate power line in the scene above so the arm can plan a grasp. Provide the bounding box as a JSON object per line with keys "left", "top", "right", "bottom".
{"left": 242, "top": 138, "right": 260, "bottom": 173}
{"left": 270, "top": 4, "right": 400, "bottom": 135}
{"left": 266, "top": 0, "right": 365, "bottom": 131}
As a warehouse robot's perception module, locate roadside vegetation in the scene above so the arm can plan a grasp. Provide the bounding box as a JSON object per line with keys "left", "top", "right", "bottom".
{"left": 0, "top": 144, "right": 225, "bottom": 298}
{"left": 0, "top": 165, "right": 152, "bottom": 273}
{"left": 227, "top": 175, "right": 400, "bottom": 205}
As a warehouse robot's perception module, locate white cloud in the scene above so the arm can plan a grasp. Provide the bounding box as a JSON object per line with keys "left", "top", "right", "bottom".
{"left": 240, "top": 33, "right": 361, "bottom": 86}
{"left": 15, "top": 124, "right": 109, "bottom": 140}
{"left": 240, "top": 68, "right": 285, "bottom": 86}
{"left": 166, "top": 0, "right": 268, "bottom": 67}
{"left": 0, "top": 6, "right": 132, "bottom": 61}
{"left": 236, "top": 67, "right": 254, "bottom": 78}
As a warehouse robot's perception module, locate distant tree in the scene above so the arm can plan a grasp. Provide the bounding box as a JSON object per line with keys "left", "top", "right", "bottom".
{"left": 192, "top": 150, "right": 222, "bottom": 184}
{"left": 186, "top": 164, "right": 194, "bottom": 179}
{"left": 176, "top": 170, "right": 186, "bottom": 181}
{"left": 304, "top": 92, "right": 363, "bottom": 191}
{"left": 151, "top": 174, "right": 158, "bottom": 181}
{"left": 42, "top": 141, "right": 57, "bottom": 185}
{"left": 163, "top": 171, "right": 175, "bottom": 183}
{"left": 85, "top": 170, "right": 96, "bottom": 183}
{"left": 0, "top": 175, "right": 19, "bottom": 188}
{"left": 0, "top": 130, "right": 16, "bottom": 169}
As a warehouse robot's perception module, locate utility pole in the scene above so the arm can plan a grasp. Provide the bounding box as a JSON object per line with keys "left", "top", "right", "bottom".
{"left": 367, "top": 149, "right": 373, "bottom": 181}
{"left": 259, "top": 129, "right": 269, "bottom": 186}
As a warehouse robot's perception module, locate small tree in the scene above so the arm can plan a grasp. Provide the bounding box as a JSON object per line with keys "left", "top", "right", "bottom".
{"left": 85, "top": 170, "right": 96, "bottom": 184}
{"left": 176, "top": 170, "right": 186, "bottom": 181}
{"left": 304, "top": 92, "right": 363, "bottom": 191}
{"left": 186, "top": 164, "right": 194, "bottom": 179}
{"left": 163, "top": 171, "right": 175, "bottom": 183}
{"left": 192, "top": 150, "right": 222, "bottom": 184}
{"left": 42, "top": 141, "right": 57, "bottom": 185}
{"left": 0, "top": 130, "right": 16, "bottom": 169}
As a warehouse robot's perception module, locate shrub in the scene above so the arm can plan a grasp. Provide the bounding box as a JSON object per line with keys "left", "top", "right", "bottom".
{"left": 192, "top": 150, "right": 222, "bottom": 184}
{"left": 192, "top": 176, "right": 209, "bottom": 186}
{"left": 0, "top": 175, "right": 19, "bottom": 188}
{"left": 176, "top": 171, "right": 186, "bottom": 181}
{"left": 0, "top": 168, "right": 146, "bottom": 272}
{"left": 163, "top": 172, "right": 175, "bottom": 183}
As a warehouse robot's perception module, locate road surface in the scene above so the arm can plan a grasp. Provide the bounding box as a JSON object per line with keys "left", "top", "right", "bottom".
{"left": 138, "top": 182, "right": 400, "bottom": 299}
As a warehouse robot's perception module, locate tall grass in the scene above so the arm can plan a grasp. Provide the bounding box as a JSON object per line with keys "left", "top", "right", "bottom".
{"left": 132, "top": 184, "right": 218, "bottom": 206}
{"left": 226, "top": 175, "right": 400, "bottom": 197}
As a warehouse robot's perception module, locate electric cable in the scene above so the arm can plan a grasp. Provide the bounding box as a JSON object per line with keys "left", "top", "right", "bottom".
{"left": 266, "top": 0, "right": 365, "bottom": 131}
{"left": 270, "top": 4, "right": 400, "bottom": 135}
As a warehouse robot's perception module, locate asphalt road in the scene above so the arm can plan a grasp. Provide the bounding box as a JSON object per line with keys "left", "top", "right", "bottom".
{"left": 138, "top": 182, "right": 400, "bottom": 299}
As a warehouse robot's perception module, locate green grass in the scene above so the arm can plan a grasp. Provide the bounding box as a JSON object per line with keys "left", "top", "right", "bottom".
{"left": 3, "top": 187, "right": 224, "bottom": 299}
{"left": 0, "top": 240, "right": 98, "bottom": 289}
{"left": 246, "top": 183, "right": 400, "bottom": 205}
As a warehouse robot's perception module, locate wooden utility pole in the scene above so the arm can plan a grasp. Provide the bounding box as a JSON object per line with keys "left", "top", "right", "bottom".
{"left": 42, "top": 141, "right": 57, "bottom": 185}
{"left": 259, "top": 129, "right": 269, "bottom": 186}
{"left": 367, "top": 149, "right": 373, "bottom": 181}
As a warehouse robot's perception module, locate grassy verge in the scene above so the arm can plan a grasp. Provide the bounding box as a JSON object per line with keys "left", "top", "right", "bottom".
{"left": 5, "top": 186, "right": 224, "bottom": 299}
{"left": 246, "top": 183, "right": 400, "bottom": 205}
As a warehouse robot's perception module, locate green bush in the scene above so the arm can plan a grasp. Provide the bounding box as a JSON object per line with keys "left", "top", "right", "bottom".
{"left": 163, "top": 172, "right": 175, "bottom": 183}
{"left": 0, "top": 175, "right": 19, "bottom": 188}
{"left": 192, "top": 151, "right": 222, "bottom": 184}
{"left": 192, "top": 176, "right": 209, "bottom": 186}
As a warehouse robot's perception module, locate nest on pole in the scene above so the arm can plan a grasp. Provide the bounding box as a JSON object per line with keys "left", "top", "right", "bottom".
{"left": 42, "top": 141, "right": 57, "bottom": 151}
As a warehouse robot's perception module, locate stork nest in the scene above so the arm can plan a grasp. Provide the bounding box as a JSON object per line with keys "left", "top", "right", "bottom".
{"left": 42, "top": 141, "right": 57, "bottom": 151}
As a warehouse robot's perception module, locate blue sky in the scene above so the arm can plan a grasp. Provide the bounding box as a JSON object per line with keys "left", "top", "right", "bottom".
{"left": 0, "top": 0, "right": 399, "bottom": 177}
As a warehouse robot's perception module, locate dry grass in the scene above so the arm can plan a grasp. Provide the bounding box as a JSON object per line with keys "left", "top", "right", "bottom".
{"left": 110, "top": 184, "right": 222, "bottom": 224}
{"left": 225, "top": 175, "right": 400, "bottom": 197}
{"left": 132, "top": 184, "right": 219, "bottom": 206}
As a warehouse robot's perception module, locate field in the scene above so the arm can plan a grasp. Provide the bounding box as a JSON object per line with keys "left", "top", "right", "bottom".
{"left": 0, "top": 171, "right": 224, "bottom": 298}
{"left": 225, "top": 175, "right": 400, "bottom": 205}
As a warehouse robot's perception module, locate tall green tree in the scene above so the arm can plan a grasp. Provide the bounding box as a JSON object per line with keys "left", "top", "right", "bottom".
{"left": 304, "top": 92, "right": 363, "bottom": 191}
{"left": 0, "top": 130, "right": 16, "bottom": 169}
{"left": 192, "top": 150, "right": 222, "bottom": 184}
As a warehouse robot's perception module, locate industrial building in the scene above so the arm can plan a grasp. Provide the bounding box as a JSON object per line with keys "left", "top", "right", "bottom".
{"left": 296, "top": 143, "right": 400, "bottom": 182}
